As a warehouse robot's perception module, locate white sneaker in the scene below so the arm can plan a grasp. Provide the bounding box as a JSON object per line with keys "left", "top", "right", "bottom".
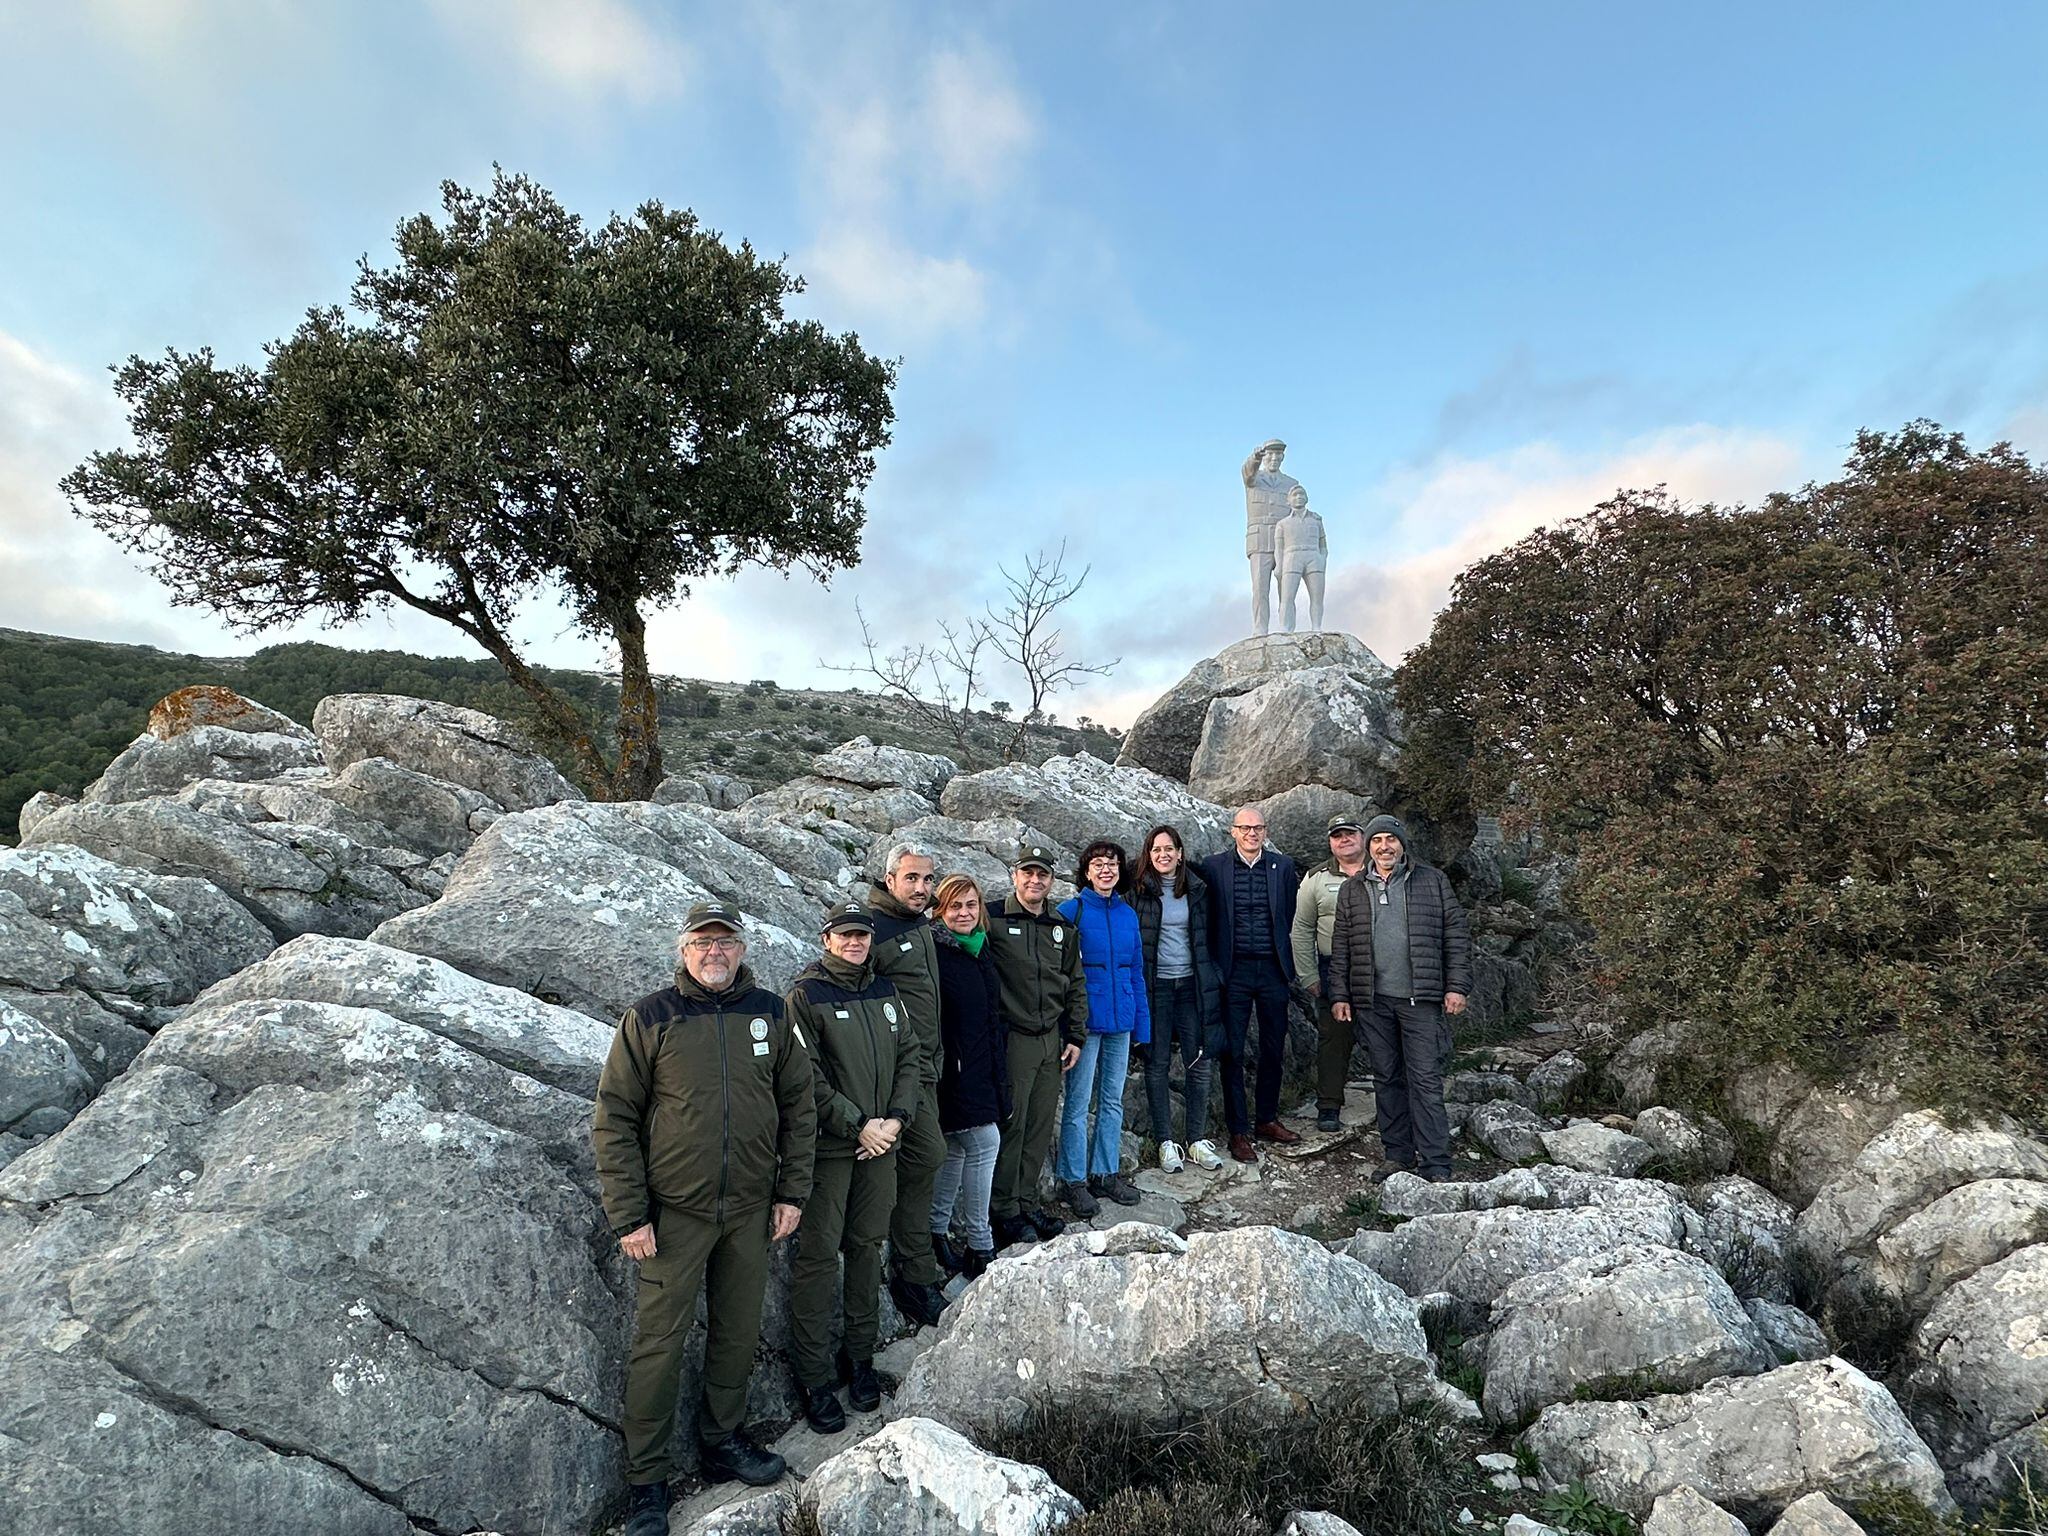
{"left": 1159, "top": 1140, "right": 1185, "bottom": 1173}
{"left": 1187, "top": 1139, "right": 1225, "bottom": 1170}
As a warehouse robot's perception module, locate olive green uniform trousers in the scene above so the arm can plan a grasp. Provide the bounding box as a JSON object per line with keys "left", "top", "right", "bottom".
{"left": 992, "top": 1028, "right": 1063, "bottom": 1220}
{"left": 790, "top": 1151, "right": 898, "bottom": 1387}
{"left": 888, "top": 1083, "right": 947, "bottom": 1286}
{"left": 622, "top": 1202, "right": 773, "bottom": 1483}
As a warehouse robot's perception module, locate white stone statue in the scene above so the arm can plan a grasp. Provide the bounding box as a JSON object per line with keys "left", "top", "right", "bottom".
{"left": 1241, "top": 438, "right": 1299, "bottom": 635}
{"left": 1274, "top": 483, "right": 1328, "bottom": 632}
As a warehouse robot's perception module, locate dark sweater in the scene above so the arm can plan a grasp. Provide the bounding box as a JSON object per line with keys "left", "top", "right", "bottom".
{"left": 933, "top": 928, "right": 1011, "bottom": 1131}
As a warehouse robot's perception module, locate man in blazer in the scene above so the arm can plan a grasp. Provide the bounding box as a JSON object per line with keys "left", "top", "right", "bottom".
{"left": 1200, "top": 806, "right": 1301, "bottom": 1162}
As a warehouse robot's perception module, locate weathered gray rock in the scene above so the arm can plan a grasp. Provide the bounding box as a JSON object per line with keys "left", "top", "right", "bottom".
{"left": 1904, "top": 1243, "right": 2048, "bottom": 1500}
{"left": 1525, "top": 1051, "right": 1587, "bottom": 1111}
{"left": 677, "top": 1486, "right": 797, "bottom": 1536}
{"left": 1187, "top": 665, "right": 1402, "bottom": 807}
{"left": 321, "top": 756, "right": 503, "bottom": 858}
{"left": 16, "top": 789, "right": 76, "bottom": 840}
{"left": 1764, "top": 1080, "right": 1908, "bottom": 1209}
{"left": 745, "top": 775, "right": 935, "bottom": 835}
{"left": 940, "top": 755, "right": 1231, "bottom": 864}
{"left": 1280, "top": 1514, "right": 1369, "bottom": 1536}
{"left": 1251, "top": 784, "right": 1387, "bottom": 865}
{"left": 653, "top": 774, "right": 712, "bottom": 806}
{"left": 372, "top": 801, "right": 816, "bottom": 1014}
{"left": 861, "top": 814, "right": 1070, "bottom": 904}
{"left": 84, "top": 725, "right": 324, "bottom": 805}
{"left": 811, "top": 737, "right": 958, "bottom": 800}
{"left": 1636, "top": 1107, "right": 1737, "bottom": 1175}
{"left": 1118, "top": 632, "right": 1393, "bottom": 783}
{"left": 896, "top": 1224, "right": 1438, "bottom": 1433}
{"left": 1482, "top": 1245, "right": 1772, "bottom": 1425}
{"left": 1447, "top": 1069, "right": 1533, "bottom": 1107}
{"left": 313, "top": 693, "right": 580, "bottom": 811}
{"left": 1540, "top": 1121, "right": 1653, "bottom": 1178}
{"left": 802, "top": 1417, "right": 1081, "bottom": 1536}
{"left": 1696, "top": 1176, "right": 1799, "bottom": 1304}
{"left": 1468, "top": 1100, "right": 1549, "bottom": 1163}
{"left": 1866, "top": 1178, "right": 2048, "bottom": 1321}
{"left": 708, "top": 806, "right": 860, "bottom": 896}
{"left": 1609, "top": 1018, "right": 1706, "bottom": 1113}
{"left": 1522, "top": 1358, "right": 1954, "bottom": 1522}
{"left": 1746, "top": 1300, "right": 1832, "bottom": 1364}
{"left": 23, "top": 793, "right": 436, "bottom": 942}
{"left": 1642, "top": 1486, "right": 1750, "bottom": 1536}
{"left": 0, "top": 1001, "right": 93, "bottom": 1134}
{"left": 1768, "top": 1492, "right": 1866, "bottom": 1536}
{"left": 0, "top": 963, "right": 627, "bottom": 1534}
{"left": 145, "top": 684, "right": 315, "bottom": 742}
{"left": 699, "top": 773, "right": 753, "bottom": 810}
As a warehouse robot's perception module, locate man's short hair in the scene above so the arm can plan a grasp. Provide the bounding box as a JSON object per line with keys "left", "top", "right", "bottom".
{"left": 883, "top": 841, "right": 938, "bottom": 878}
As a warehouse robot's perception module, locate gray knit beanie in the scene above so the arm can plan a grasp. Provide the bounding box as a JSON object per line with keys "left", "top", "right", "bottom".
{"left": 1360, "top": 814, "right": 1408, "bottom": 847}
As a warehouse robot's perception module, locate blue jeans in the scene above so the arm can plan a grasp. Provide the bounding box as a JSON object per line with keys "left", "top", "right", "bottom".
{"left": 1057, "top": 1030, "right": 1131, "bottom": 1183}
{"left": 931, "top": 1122, "right": 1001, "bottom": 1251}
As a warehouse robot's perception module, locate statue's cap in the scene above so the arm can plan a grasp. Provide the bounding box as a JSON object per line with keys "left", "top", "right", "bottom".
{"left": 1259, "top": 437, "right": 1287, "bottom": 452}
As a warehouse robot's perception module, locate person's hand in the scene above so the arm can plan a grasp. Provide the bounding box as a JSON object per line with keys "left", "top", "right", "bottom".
{"left": 620, "top": 1222, "right": 656, "bottom": 1262}
{"left": 1331, "top": 1002, "right": 1351, "bottom": 1023}
{"left": 1060, "top": 1043, "right": 1081, "bottom": 1071}
{"left": 856, "top": 1117, "right": 902, "bottom": 1159}
{"left": 770, "top": 1203, "right": 802, "bottom": 1242}
{"left": 1444, "top": 992, "right": 1467, "bottom": 1017}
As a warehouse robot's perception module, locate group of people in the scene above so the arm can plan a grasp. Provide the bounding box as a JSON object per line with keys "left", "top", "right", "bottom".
{"left": 591, "top": 811, "right": 1471, "bottom": 1534}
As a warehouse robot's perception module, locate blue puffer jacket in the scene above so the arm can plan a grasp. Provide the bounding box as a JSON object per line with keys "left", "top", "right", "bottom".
{"left": 1056, "top": 888, "right": 1151, "bottom": 1044}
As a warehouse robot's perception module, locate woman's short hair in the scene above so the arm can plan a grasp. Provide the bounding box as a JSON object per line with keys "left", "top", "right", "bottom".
{"left": 1131, "top": 824, "right": 1188, "bottom": 898}
{"left": 1074, "top": 838, "right": 1129, "bottom": 891}
{"left": 932, "top": 873, "right": 987, "bottom": 931}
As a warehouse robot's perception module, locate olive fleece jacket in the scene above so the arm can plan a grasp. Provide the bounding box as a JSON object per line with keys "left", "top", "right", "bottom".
{"left": 985, "top": 892, "right": 1089, "bottom": 1048}
{"left": 785, "top": 953, "right": 921, "bottom": 1157}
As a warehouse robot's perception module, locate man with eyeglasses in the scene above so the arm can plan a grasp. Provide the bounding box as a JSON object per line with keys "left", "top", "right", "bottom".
{"left": 1200, "top": 809, "right": 1302, "bottom": 1162}
{"left": 595, "top": 902, "right": 817, "bottom": 1534}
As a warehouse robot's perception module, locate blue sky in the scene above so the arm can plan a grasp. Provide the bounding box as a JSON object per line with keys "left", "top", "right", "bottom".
{"left": 4, "top": 0, "right": 2046, "bottom": 725}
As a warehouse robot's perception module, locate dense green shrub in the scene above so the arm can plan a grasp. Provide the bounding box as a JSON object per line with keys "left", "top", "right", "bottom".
{"left": 1398, "top": 424, "right": 2048, "bottom": 1119}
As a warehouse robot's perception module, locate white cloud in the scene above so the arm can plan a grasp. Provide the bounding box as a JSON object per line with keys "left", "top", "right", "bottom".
{"left": 918, "top": 46, "right": 1038, "bottom": 203}
{"left": 427, "top": 0, "right": 689, "bottom": 106}
{"left": 803, "top": 228, "right": 989, "bottom": 341}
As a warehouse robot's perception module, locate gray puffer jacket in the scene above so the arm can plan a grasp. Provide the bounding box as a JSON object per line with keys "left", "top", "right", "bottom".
{"left": 1327, "top": 862, "right": 1473, "bottom": 1006}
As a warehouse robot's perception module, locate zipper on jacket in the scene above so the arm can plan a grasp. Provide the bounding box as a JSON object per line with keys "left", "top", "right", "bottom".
{"left": 716, "top": 1010, "right": 731, "bottom": 1220}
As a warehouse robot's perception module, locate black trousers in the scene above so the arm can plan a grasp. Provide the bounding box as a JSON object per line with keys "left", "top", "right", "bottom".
{"left": 1363, "top": 997, "right": 1452, "bottom": 1176}
{"left": 1220, "top": 954, "right": 1291, "bottom": 1132}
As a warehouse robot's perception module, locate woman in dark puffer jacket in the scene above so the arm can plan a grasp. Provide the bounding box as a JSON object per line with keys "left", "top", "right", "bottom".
{"left": 929, "top": 873, "right": 1011, "bottom": 1276}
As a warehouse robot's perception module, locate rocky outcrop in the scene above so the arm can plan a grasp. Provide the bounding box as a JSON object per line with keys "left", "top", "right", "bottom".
{"left": 1521, "top": 1358, "right": 1953, "bottom": 1522}
{"left": 1540, "top": 1121, "right": 1652, "bottom": 1178}
{"left": 1482, "top": 1245, "right": 1773, "bottom": 1425}
{"left": 146, "top": 684, "right": 312, "bottom": 741}
{"left": 1642, "top": 1486, "right": 1749, "bottom": 1536}
{"left": 371, "top": 801, "right": 817, "bottom": 1014}
{"left": 896, "top": 1224, "right": 1441, "bottom": 1433}
{"left": 1188, "top": 662, "right": 1403, "bottom": 809}
{"left": 744, "top": 776, "right": 935, "bottom": 836}
{"left": 940, "top": 754, "right": 1231, "bottom": 860}
{"left": 1634, "top": 1106, "right": 1736, "bottom": 1176}
{"left": 1769, "top": 1492, "right": 1867, "bottom": 1536}
{"left": 312, "top": 693, "right": 581, "bottom": 811}
{"left": 810, "top": 737, "right": 958, "bottom": 801}
{"left": 1467, "top": 1099, "right": 1549, "bottom": 1163}
{"left": 1696, "top": 1175, "right": 1799, "bottom": 1304}
{"left": 802, "top": 1417, "right": 1081, "bottom": 1536}
{"left": 1903, "top": 1243, "right": 2048, "bottom": 1501}
{"left": 84, "top": 724, "right": 325, "bottom": 806}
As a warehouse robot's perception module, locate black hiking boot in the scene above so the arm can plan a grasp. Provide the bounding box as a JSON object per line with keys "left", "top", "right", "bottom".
{"left": 698, "top": 1431, "right": 785, "bottom": 1487}
{"left": 961, "top": 1246, "right": 996, "bottom": 1278}
{"left": 931, "top": 1232, "right": 966, "bottom": 1274}
{"left": 1024, "top": 1206, "right": 1068, "bottom": 1240}
{"left": 801, "top": 1381, "right": 846, "bottom": 1433}
{"left": 1091, "top": 1173, "right": 1142, "bottom": 1207}
{"left": 1064, "top": 1179, "right": 1100, "bottom": 1218}
{"left": 623, "top": 1482, "right": 669, "bottom": 1536}
{"left": 889, "top": 1272, "right": 948, "bottom": 1328}
{"left": 840, "top": 1353, "right": 882, "bottom": 1412}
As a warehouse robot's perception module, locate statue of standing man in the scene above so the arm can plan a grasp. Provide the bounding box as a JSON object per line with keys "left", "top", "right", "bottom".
{"left": 1241, "top": 438, "right": 1299, "bottom": 636}
{"left": 1275, "top": 483, "right": 1328, "bottom": 632}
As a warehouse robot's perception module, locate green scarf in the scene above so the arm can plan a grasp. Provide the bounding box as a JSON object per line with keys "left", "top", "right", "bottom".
{"left": 954, "top": 928, "right": 986, "bottom": 957}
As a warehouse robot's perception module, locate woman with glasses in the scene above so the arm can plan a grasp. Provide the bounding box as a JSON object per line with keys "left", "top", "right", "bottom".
{"left": 1126, "top": 824, "right": 1227, "bottom": 1172}
{"left": 1054, "top": 839, "right": 1150, "bottom": 1216}
{"left": 927, "top": 873, "right": 1010, "bottom": 1278}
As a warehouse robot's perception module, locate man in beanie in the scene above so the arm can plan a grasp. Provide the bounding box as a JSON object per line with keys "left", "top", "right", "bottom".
{"left": 1328, "top": 816, "right": 1471, "bottom": 1181}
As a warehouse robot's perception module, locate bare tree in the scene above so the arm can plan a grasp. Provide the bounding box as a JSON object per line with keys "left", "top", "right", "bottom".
{"left": 824, "top": 542, "right": 1117, "bottom": 765}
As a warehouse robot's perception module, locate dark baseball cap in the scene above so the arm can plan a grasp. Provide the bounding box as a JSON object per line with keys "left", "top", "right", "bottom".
{"left": 681, "top": 901, "right": 744, "bottom": 934}
{"left": 1327, "top": 813, "right": 1365, "bottom": 836}
{"left": 822, "top": 901, "right": 875, "bottom": 935}
{"left": 1013, "top": 844, "right": 1055, "bottom": 873}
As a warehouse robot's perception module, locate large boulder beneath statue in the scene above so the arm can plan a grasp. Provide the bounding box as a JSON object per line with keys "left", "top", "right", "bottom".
{"left": 1521, "top": 1357, "right": 1954, "bottom": 1523}
{"left": 312, "top": 693, "right": 580, "bottom": 810}
{"left": 894, "top": 1223, "right": 1439, "bottom": 1434}
{"left": 372, "top": 800, "right": 816, "bottom": 1013}
{"left": 1902, "top": 1243, "right": 2048, "bottom": 1501}
{"left": 1481, "top": 1244, "right": 1773, "bottom": 1426}
{"left": 1188, "top": 664, "right": 1403, "bottom": 807}
{"left": 802, "top": 1417, "right": 1081, "bottom": 1536}
{"left": 940, "top": 755, "right": 1231, "bottom": 861}
{"left": 0, "top": 949, "right": 630, "bottom": 1535}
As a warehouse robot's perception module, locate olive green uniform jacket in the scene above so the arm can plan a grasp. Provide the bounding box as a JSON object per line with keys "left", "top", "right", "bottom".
{"left": 985, "top": 893, "right": 1089, "bottom": 1047}
{"left": 592, "top": 962, "right": 816, "bottom": 1234}
{"left": 784, "top": 953, "right": 921, "bottom": 1158}
{"left": 866, "top": 886, "right": 943, "bottom": 1096}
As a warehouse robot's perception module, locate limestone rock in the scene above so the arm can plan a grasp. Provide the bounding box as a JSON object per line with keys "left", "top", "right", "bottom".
{"left": 1118, "top": 632, "right": 1393, "bottom": 783}
{"left": 1540, "top": 1121, "right": 1652, "bottom": 1178}
{"left": 802, "top": 1417, "right": 1081, "bottom": 1536}
{"left": 699, "top": 773, "right": 753, "bottom": 810}
{"left": 1767, "top": 1082, "right": 1908, "bottom": 1210}
{"left": 372, "top": 801, "right": 818, "bottom": 1015}
{"left": 84, "top": 725, "right": 324, "bottom": 806}
{"left": 1745, "top": 1300, "right": 1832, "bottom": 1364}
{"left": 811, "top": 737, "right": 958, "bottom": 800}
{"left": 1696, "top": 1176, "right": 1799, "bottom": 1304}
{"left": 1281, "top": 1515, "right": 1369, "bottom": 1536}
{"left": 1525, "top": 1051, "right": 1588, "bottom": 1111}
{"left": 1635, "top": 1107, "right": 1737, "bottom": 1175}
{"left": 940, "top": 754, "right": 1232, "bottom": 862}
{"left": 1868, "top": 1178, "right": 2048, "bottom": 1321}
{"left": 1610, "top": 1019, "right": 1706, "bottom": 1113}
{"left": 1643, "top": 1486, "right": 1750, "bottom": 1536}
{"left": 312, "top": 693, "right": 580, "bottom": 811}
{"left": 1769, "top": 1492, "right": 1866, "bottom": 1536}
{"left": 745, "top": 775, "right": 935, "bottom": 835}
{"left": 15, "top": 790, "right": 73, "bottom": 840}
{"left": 322, "top": 756, "right": 503, "bottom": 858}
{"left": 0, "top": 1000, "right": 94, "bottom": 1134}
{"left": 653, "top": 775, "right": 712, "bottom": 805}
{"left": 1522, "top": 1358, "right": 1953, "bottom": 1522}
{"left": 708, "top": 806, "right": 860, "bottom": 896}
{"left": 678, "top": 1486, "right": 797, "bottom": 1536}
{"left": 1188, "top": 664, "right": 1402, "bottom": 807}
{"left": 1468, "top": 1100, "right": 1549, "bottom": 1163}
{"left": 896, "top": 1224, "right": 1438, "bottom": 1433}
{"left": 1251, "top": 784, "right": 1388, "bottom": 865}
{"left": 146, "top": 685, "right": 314, "bottom": 742}
{"left": 1903, "top": 1243, "right": 2048, "bottom": 1500}
{"left": 1483, "top": 1245, "right": 1772, "bottom": 1425}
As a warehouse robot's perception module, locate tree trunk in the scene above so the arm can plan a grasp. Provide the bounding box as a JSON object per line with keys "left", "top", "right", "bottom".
{"left": 610, "top": 603, "right": 665, "bottom": 800}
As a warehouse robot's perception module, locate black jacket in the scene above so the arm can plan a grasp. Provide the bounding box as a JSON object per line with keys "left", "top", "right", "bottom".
{"left": 1199, "top": 848, "right": 1301, "bottom": 983}
{"left": 1328, "top": 861, "right": 1473, "bottom": 1007}
{"left": 933, "top": 928, "right": 1011, "bottom": 1131}
{"left": 1128, "top": 865, "right": 1225, "bottom": 1053}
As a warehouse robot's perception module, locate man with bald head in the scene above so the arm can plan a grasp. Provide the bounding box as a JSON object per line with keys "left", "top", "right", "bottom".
{"left": 1200, "top": 807, "right": 1301, "bottom": 1162}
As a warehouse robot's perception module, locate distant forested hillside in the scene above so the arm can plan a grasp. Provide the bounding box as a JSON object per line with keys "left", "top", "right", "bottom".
{"left": 0, "top": 628, "right": 1118, "bottom": 841}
